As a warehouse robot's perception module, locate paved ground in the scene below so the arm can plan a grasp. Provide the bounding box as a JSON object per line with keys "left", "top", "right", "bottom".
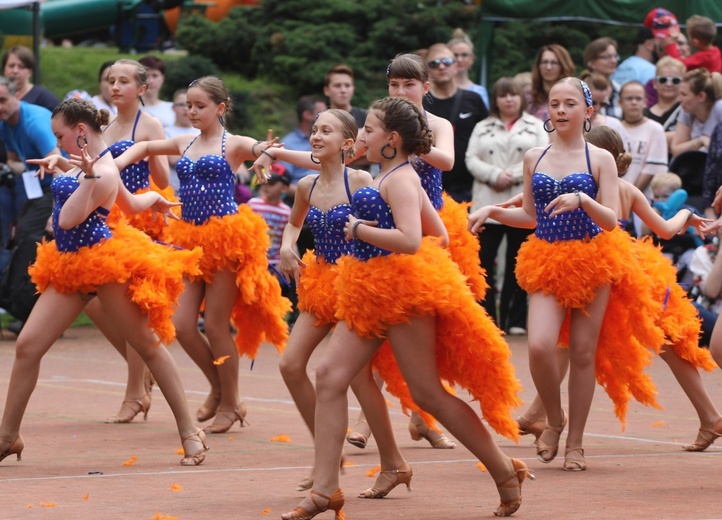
{"left": 0, "top": 326, "right": 721, "bottom": 520}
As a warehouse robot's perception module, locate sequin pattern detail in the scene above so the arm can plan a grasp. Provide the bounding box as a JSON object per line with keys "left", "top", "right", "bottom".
{"left": 307, "top": 204, "right": 354, "bottom": 264}
{"left": 351, "top": 186, "right": 395, "bottom": 260}
{"left": 108, "top": 140, "right": 150, "bottom": 193}
{"left": 51, "top": 175, "right": 111, "bottom": 252}
{"left": 410, "top": 155, "right": 443, "bottom": 210}
{"left": 176, "top": 131, "right": 238, "bottom": 224}
{"left": 532, "top": 171, "right": 600, "bottom": 242}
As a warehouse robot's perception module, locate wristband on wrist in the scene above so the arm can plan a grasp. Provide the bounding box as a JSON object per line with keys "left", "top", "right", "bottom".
{"left": 251, "top": 141, "right": 261, "bottom": 158}
{"left": 352, "top": 220, "right": 363, "bottom": 239}
{"left": 84, "top": 174, "right": 101, "bottom": 179}
{"left": 576, "top": 191, "right": 583, "bottom": 209}
{"left": 261, "top": 149, "right": 277, "bottom": 161}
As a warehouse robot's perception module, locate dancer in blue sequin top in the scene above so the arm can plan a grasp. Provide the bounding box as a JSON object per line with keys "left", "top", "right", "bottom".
{"left": 115, "top": 76, "right": 290, "bottom": 435}
{"left": 0, "top": 98, "right": 209, "bottom": 469}
{"left": 469, "top": 77, "right": 621, "bottom": 473}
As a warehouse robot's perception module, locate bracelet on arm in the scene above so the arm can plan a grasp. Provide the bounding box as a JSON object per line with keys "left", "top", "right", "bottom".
{"left": 84, "top": 174, "right": 101, "bottom": 179}
{"left": 352, "top": 220, "right": 364, "bottom": 239}
{"left": 576, "top": 191, "right": 583, "bottom": 209}
{"left": 251, "top": 140, "right": 261, "bottom": 158}
{"left": 261, "top": 149, "right": 277, "bottom": 161}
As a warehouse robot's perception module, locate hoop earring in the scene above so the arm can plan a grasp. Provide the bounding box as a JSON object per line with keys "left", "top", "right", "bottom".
{"left": 380, "top": 143, "right": 397, "bottom": 160}
{"left": 310, "top": 152, "right": 321, "bottom": 164}
{"left": 76, "top": 135, "right": 88, "bottom": 149}
{"left": 583, "top": 118, "right": 592, "bottom": 133}
{"left": 543, "top": 119, "right": 555, "bottom": 133}
{"left": 218, "top": 115, "right": 225, "bottom": 127}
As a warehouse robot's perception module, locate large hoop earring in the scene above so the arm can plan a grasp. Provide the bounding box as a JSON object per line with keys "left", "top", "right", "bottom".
{"left": 310, "top": 152, "right": 320, "bottom": 164}
{"left": 76, "top": 134, "right": 88, "bottom": 149}
{"left": 380, "top": 143, "right": 397, "bottom": 160}
{"left": 543, "top": 119, "right": 555, "bottom": 133}
{"left": 583, "top": 118, "right": 592, "bottom": 133}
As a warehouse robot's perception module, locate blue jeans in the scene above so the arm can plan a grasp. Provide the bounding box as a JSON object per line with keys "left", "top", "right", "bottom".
{"left": 692, "top": 301, "right": 716, "bottom": 348}
{"left": 0, "top": 177, "right": 28, "bottom": 248}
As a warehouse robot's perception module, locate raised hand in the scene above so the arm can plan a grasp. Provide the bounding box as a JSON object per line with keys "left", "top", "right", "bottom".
{"left": 69, "top": 145, "right": 101, "bottom": 178}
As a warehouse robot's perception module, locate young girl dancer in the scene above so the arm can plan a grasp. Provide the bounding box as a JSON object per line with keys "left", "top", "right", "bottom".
{"left": 282, "top": 97, "right": 525, "bottom": 520}
{"left": 0, "top": 98, "right": 208, "bottom": 466}
{"left": 115, "top": 76, "right": 290, "bottom": 434}
{"left": 514, "top": 126, "right": 719, "bottom": 453}
{"left": 469, "top": 78, "right": 622, "bottom": 472}
{"left": 93, "top": 58, "right": 173, "bottom": 424}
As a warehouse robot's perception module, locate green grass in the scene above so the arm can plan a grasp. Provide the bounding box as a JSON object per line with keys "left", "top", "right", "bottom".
{"left": 1, "top": 310, "right": 94, "bottom": 329}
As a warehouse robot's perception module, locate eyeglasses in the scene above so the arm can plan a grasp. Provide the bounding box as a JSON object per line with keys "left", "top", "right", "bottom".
{"left": 427, "top": 57, "right": 455, "bottom": 69}
{"left": 621, "top": 96, "right": 644, "bottom": 103}
{"left": 656, "top": 75, "right": 682, "bottom": 85}
{"left": 454, "top": 52, "right": 471, "bottom": 59}
{"left": 597, "top": 54, "right": 620, "bottom": 61}
{"left": 592, "top": 100, "right": 608, "bottom": 108}
{"left": 540, "top": 59, "right": 560, "bottom": 67}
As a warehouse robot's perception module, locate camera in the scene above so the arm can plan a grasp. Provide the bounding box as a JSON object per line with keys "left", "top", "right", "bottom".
{"left": 0, "top": 163, "right": 14, "bottom": 189}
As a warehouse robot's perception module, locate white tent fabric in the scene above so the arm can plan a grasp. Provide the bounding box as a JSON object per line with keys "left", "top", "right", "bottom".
{"left": 0, "top": 0, "right": 40, "bottom": 9}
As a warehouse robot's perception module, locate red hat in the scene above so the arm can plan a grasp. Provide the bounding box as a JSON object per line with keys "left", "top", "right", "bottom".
{"left": 644, "top": 7, "right": 679, "bottom": 39}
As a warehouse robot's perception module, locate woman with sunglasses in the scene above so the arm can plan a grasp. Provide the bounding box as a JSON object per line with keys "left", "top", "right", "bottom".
{"left": 423, "top": 43, "right": 488, "bottom": 204}
{"left": 645, "top": 57, "right": 686, "bottom": 149}
{"left": 670, "top": 68, "right": 722, "bottom": 158}
{"left": 528, "top": 44, "right": 575, "bottom": 123}
{"left": 447, "top": 28, "right": 489, "bottom": 108}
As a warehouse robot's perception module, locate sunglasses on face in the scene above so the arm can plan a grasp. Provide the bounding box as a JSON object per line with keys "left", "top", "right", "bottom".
{"left": 454, "top": 52, "right": 471, "bottom": 59}
{"left": 428, "top": 57, "right": 455, "bottom": 69}
{"left": 656, "top": 75, "right": 682, "bottom": 85}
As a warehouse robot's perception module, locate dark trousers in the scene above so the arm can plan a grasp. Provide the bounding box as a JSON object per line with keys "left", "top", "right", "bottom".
{"left": 479, "top": 223, "right": 532, "bottom": 331}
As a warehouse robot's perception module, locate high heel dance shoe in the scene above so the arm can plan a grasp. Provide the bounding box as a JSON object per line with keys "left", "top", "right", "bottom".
{"left": 0, "top": 436, "right": 24, "bottom": 463}
{"left": 196, "top": 394, "right": 221, "bottom": 422}
{"left": 105, "top": 394, "right": 151, "bottom": 424}
{"left": 180, "top": 429, "right": 209, "bottom": 466}
{"left": 683, "top": 417, "right": 722, "bottom": 452}
{"left": 408, "top": 416, "right": 456, "bottom": 449}
{"left": 345, "top": 419, "right": 370, "bottom": 449}
{"left": 203, "top": 402, "right": 248, "bottom": 434}
{"left": 563, "top": 446, "right": 586, "bottom": 472}
{"left": 281, "top": 489, "right": 345, "bottom": 520}
{"left": 536, "top": 410, "right": 566, "bottom": 463}
{"left": 516, "top": 415, "right": 546, "bottom": 444}
{"left": 358, "top": 463, "right": 413, "bottom": 499}
{"left": 493, "top": 458, "right": 535, "bottom": 517}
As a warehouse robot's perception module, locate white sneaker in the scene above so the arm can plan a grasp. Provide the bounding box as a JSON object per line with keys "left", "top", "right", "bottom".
{"left": 508, "top": 327, "right": 527, "bottom": 335}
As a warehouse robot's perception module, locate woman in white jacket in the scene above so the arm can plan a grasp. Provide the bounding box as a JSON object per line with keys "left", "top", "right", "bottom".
{"left": 466, "top": 77, "right": 548, "bottom": 334}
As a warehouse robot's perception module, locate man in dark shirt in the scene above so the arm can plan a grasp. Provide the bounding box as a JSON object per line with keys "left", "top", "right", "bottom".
{"left": 422, "top": 43, "right": 488, "bottom": 203}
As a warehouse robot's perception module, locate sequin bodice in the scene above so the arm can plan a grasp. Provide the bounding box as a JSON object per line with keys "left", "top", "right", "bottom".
{"left": 106, "top": 110, "right": 149, "bottom": 193}
{"left": 410, "top": 155, "right": 443, "bottom": 210}
{"left": 351, "top": 186, "right": 395, "bottom": 260}
{"left": 175, "top": 132, "right": 237, "bottom": 224}
{"left": 51, "top": 175, "right": 111, "bottom": 252}
{"left": 305, "top": 168, "right": 355, "bottom": 264}
{"left": 532, "top": 172, "right": 600, "bottom": 242}
{"left": 307, "top": 204, "right": 354, "bottom": 264}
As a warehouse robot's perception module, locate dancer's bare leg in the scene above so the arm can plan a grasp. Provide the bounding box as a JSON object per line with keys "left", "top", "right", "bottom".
{"left": 279, "top": 311, "right": 333, "bottom": 436}
{"left": 0, "top": 288, "right": 86, "bottom": 447}
{"left": 173, "top": 278, "right": 221, "bottom": 420}
{"left": 519, "top": 348, "right": 569, "bottom": 425}
{"left": 387, "top": 316, "right": 518, "bottom": 508}
{"left": 202, "top": 269, "right": 243, "bottom": 432}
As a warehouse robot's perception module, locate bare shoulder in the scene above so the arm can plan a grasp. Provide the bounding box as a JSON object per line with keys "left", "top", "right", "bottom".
{"left": 427, "top": 112, "right": 453, "bottom": 133}
{"left": 137, "top": 112, "right": 166, "bottom": 140}
{"left": 347, "top": 168, "right": 373, "bottom": 190}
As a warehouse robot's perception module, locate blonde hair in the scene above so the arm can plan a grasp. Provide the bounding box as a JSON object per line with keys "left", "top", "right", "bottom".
{"left": 655, "top": 56, "right": 685, "bottom": 76}
{"left": 585, "top": 126, "right": 632, "bottom": 175}
{"left": 650, "top": 172, "right": 683, "bottom": 194}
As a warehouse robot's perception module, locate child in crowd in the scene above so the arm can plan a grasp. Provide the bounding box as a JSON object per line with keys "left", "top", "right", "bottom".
{"left": 247, "top": 165, "right": 298, "bottom": 326}
{"left": 165, "top": 89, "right": 200, "bottom": 194}
{"left": 663, "top": 14, "right": 722, "bottom": 73}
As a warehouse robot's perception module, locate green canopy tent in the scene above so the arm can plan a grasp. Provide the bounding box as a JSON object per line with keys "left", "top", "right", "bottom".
{"left": 477, "top": 0, "right": 722, "bottom": 86}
